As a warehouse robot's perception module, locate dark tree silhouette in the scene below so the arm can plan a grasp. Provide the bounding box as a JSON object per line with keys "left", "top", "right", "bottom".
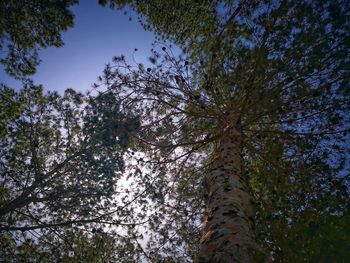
{"left": 0, "top": 0, "right": 77, "bottom": 77}
{"left": 0, "top": 82, "right": 139, "bottom": 261}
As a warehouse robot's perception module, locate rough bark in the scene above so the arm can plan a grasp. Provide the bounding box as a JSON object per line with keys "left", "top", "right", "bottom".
{"left": 197, "top": 124, "right": 265, "bottom": 262}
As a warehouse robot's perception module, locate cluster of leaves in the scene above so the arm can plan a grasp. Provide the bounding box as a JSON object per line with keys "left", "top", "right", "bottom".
{"left": 247, "top": 139, "right": 350, "bottom": 261}
{"left": 0, "top": 229, "right": 118, "bottom": 262}
{"left": 0, "top": 81, "right": 142, "bottom": 261}
{"left": 0, "top": 0, "right": 77, "bottom": 77}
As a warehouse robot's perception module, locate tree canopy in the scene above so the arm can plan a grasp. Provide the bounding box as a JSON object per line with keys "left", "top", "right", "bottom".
{"left": 1, "top": 0, "right": 350, "bottom": 262}
{"left": 0, "top": 0, "right": 77, "bottom": 77}
{"left": 0, "top": 82, "right": 141, "bottom": 261}
{"left": 96, "top": 0, "right": 350, "bottom": 261}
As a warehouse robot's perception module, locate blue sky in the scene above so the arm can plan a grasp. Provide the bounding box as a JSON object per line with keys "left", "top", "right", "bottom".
{"left": 0, "top": 1, "right": 156, "bottom": 93}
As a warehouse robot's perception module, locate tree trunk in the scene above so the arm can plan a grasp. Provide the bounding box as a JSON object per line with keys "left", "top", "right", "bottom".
{"left": 197, "top": 123, "right": 265, "bottom": 262}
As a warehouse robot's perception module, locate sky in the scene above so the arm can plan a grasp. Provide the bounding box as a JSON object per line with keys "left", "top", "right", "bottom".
{"left": 0, "top": 1, "right": 156, "bottom": 93}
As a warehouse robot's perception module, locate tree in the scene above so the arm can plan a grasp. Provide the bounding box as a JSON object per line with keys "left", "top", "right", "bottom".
{"left": 0, "top": 228, "right": 119, "bottom": 262}
{"left": 0, "top": 0, "right": 77, "bottom": 77}
{"left": 0, "top": 81, "right": 140, "bottom": 261}
{"left": 96, "top": 0, "right": 350, "bottom": 261}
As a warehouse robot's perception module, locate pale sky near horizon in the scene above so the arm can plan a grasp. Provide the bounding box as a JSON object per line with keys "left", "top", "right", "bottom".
{"left": 0, "top": 1, "right": 157, "bottom": 93}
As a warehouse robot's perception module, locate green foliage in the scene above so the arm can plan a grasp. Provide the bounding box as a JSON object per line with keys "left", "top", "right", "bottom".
{"left": 247, "top": 139, "right": 350, "bottom": 262}
{"left": 0, "top": 0, "right": 77, "bottom": 77}
{"left": 281, "top": 210, "right": 350, "bottom": 263}
{"left": 97, "top": 0, "right": 350, "bottom": 261}
{"left": 0, "top": 81, "right": 140, "bottom": 261}
{"left": 0, "top": 229, "right": 118, "bottom": 262}
{"left": 1, "top": 0, "right": 349, "bottom": 261}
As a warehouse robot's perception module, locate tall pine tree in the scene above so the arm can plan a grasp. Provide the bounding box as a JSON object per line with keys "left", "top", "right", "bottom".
{"left": 97, "top": 0, "right": 350, "bottom": 261}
